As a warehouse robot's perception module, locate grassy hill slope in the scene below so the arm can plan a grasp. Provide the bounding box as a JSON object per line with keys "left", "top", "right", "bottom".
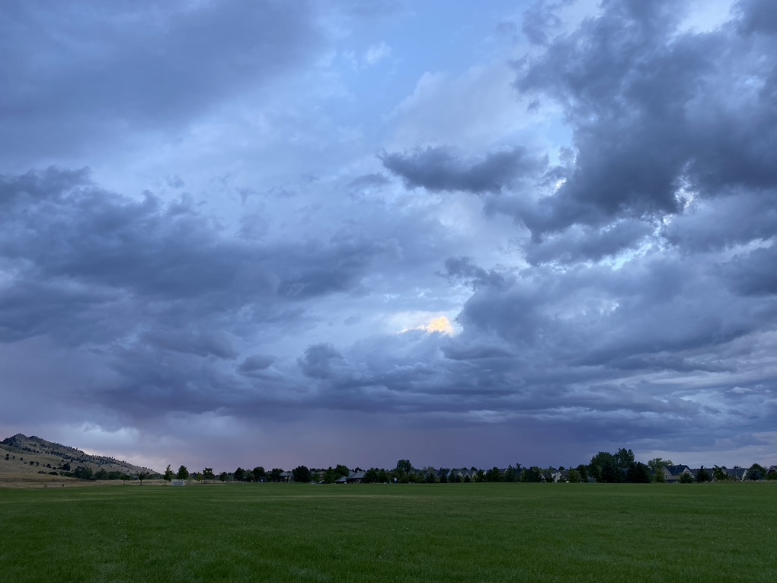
{"left": 0, "top": 433, "right": 156, "bottom": 480}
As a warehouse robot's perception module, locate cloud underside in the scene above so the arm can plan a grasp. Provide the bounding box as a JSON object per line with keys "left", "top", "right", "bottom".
{"left": 1, "top": 0, "right": 777, "bottom": 461}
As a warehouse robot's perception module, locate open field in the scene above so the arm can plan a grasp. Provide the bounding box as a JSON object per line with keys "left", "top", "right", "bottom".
{"left": 0, "top": 483, "right": 775, "bottom": 583}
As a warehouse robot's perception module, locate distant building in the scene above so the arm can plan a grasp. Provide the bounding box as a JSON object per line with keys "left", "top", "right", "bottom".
{"left": 662, "top": 465, "right": 693, "bottom": 483}
{"left": 725, "top": 467, "right": 748, "bottom": 481}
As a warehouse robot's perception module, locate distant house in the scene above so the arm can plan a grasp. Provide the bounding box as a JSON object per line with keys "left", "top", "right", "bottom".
{"left": 447, "top": 468, "right": 475, "bottom": 482}
{"left": 767, "top": 466, "right": 777, "bottom": 477}
{"left": 726, "top": 467, "right": 748, "bottom": 482}
{"left": 346, "top": 471, "right": 365, "bottom": 484}
{"left": 549, "top": 470, "right": 564, "bottom": 483}
{"left": 278, "top": 471, "right": 293, "bottom": 483}
{"left": 663, "top": 465, "right": 693, "bottom": 483}
{"left": 334, "top": 471, "right": 366, "bottom": 484}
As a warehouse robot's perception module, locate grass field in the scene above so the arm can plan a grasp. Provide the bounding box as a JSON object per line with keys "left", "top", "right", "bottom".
{"left": 1, "top": 482, "right": 775, "bottom": 583}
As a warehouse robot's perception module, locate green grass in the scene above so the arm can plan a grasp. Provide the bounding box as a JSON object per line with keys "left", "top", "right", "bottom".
{"left": 0, "top": 483, "right": 775, "bottom": 582}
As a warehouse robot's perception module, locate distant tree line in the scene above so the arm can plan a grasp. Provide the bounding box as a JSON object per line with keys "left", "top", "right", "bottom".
{"left": 164, "top": 448, "right": 776, "bottom": 486}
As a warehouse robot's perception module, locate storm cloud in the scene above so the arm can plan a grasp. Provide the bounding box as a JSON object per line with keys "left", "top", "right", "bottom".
{"left": 1, "top": 0, "right": 776, "bottom": 471}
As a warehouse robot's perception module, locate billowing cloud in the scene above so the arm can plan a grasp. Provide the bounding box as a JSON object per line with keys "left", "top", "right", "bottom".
{"left": 381, "top": 146, "right": 542, "bottom": 194}
{"left": 503, "top": 0, "right": 777, "bottom": 241}
{"left": 0, "top": 1, "right": 327, "bottom": 165}
{"left": 2, "top": 0, "right": 777, "bottom": 471}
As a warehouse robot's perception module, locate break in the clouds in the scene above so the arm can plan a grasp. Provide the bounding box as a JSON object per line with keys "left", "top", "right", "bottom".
{"left": 1, "top": 0, "right": 777, "bottom": 471}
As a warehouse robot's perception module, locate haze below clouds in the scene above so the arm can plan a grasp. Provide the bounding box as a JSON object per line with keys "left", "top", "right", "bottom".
{"left": 2, "top": 0, "right": 776, "bottom": 473}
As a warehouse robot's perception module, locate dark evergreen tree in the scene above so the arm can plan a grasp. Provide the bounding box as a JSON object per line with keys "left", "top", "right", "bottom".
{"left": 600, "top": 460, "right": 621, "bottom": 483}
{"left": 292, "top": 465, "right": 312, "bottom": 483}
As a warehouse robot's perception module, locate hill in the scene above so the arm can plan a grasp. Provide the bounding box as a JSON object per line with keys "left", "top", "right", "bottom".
{"left": 0, "top": 433, "right": 156, "bottom": 479}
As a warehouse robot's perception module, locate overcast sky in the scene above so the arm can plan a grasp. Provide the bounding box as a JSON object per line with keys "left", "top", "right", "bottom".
{"left": 2, "top": 0, "right": 776, "bottom": 473}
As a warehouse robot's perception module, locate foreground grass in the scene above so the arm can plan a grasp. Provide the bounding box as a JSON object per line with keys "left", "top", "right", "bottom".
{"left": 0, "top": 483, "right": 775, "bottom": 582}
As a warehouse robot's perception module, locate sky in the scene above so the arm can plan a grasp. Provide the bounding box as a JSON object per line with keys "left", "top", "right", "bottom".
{"left": 2, "top": 0, "right": 776, "bottom": 473}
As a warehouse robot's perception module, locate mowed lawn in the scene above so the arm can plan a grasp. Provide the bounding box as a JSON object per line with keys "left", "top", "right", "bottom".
{"left": 0, "top": 483, "right": 775, "bottom": 583}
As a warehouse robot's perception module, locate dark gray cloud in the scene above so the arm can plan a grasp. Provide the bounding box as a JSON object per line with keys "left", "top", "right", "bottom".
{"left": 721, "top": 245, "right": 777, "bottom": 297}
{"left": 523, "top": 220, "right": 655, "bottom": 265}
{"left": 0, "top": 0, "right": 325, "bottom": 162}
{"left": 381, "top": 146, "right": 543, "bottom": 194}
{"left": 238, "top": 354, "right": 276, "bottom": 374}
{"left": 506, "top": 0, "right": 777, "bottom": 240}
{"left": 347, "top": 173, "right": 391, "bottom": 191}
{"left": 3, "top": 0, "right": 777, "bottom": 470}
{"left": 0, "top": 167, "right": 396, "bottom": 419}
{"left": 443, "top": 256, "right": 507, "bottom": 290}
{"left": 143, "top": 329, "right": 239, "bottom": 361}
{"left": 735, "top": 0, "right": 777, "bottom": 34}
{"left": 298, "top": 343, "right": 345, "bottom": 379}
{"left": 521, "top": 0, "right": 574, "bottom": 46}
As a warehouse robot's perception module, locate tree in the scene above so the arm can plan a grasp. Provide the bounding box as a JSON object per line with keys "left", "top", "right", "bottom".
{"left": 522, "top": 467, "right": 543, "bottom": 482}
{"left": 647, "top": 458, "right": 673, "bottom": 473}
{"left": 176, "top": 465, "right": 189, "bottom": 480}
{"left": 252, "top": 467, "right": 266, "bottom": 482}
{"left": 627, "top": 462, "right": 651, "bottom": 483}
{"left": 138, "top": 471, "right": 149, "bottom": 485}
{"left": 679, "top": 472, "right": 695, "bottom": 484}
{"left": 74, "top": 466, "right": 94, "bottom": 480}
{"left": 292, "top": 465, "right": 312, "bottom": 483}
{"left": 334, "top": 464, "right": 350, "bottom": 479}
{"left": 568, "top": 469, "right": 581, "bottom": 483}
{"left": 164, "top": 465, "right": 174, "bottom": 482}
{"left": 322, "top": 467, "right": 337, "bottom": 484}
{"left": 600, "top": 460, "right": 621, "bottom": 483}
{"left": 614, "top": 448, "right": 635, "bottom": 468}
{"left": 234, "top": 467, "right": 246, "bottom": 482}
{"left": 485, "top": 467, "right": 504, "bottom": 482}
{"left": 203, "top": 468, "right": 215, "bottom": 482}
{"left": 504, "top": 465, "right": 518, "bottom": 483}
{"left": 219, "top": 471, "right": 228, "bottom": 482}
{"left": 269, "top": 468, "right": 283, "bottom": 482}
{"left": 712, "top": 465, "right": 729, "bottom": 482}
{"left": 748, "top": 464, "right": 766, "bottom": 481}
{"left": 395, "top": 459, "right": 412, "bottom": 474}
{"left": 696, "top": 466, "right": 712, "bottom": 483}
{"left": 363, "top": 468, "right": 379, "bottom": 484}
{"left": 588, "top": 452, "right": 617, "bottom": 482}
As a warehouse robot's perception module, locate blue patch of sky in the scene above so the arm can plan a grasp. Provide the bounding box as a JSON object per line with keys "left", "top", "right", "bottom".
{"left": 329, "top": 0, "right": 533, "bottom": 142}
